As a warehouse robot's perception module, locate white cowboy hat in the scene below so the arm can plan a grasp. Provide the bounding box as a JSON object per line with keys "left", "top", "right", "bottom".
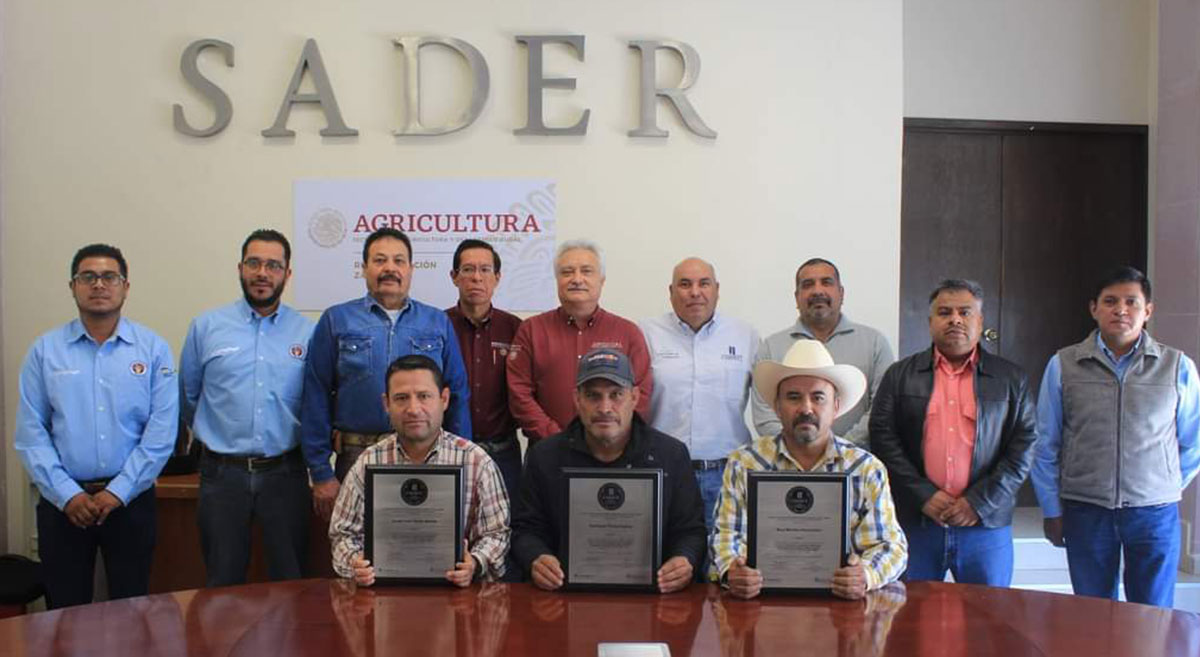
{"left": 753, "top": 340, "right": 867, "bottom": 417}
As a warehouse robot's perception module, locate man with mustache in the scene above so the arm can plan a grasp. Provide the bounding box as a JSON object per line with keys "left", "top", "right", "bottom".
{"left": 180, "top": 229, "right": 316, "bottom": 586}
{"left": 639, "top": 257, "right": 759, "bottom": 532}
{"left": 869, "top": 279, "right": 1035, "bottom": 586}
{"left": 710, "top": 340, "right": 906, "bottom": 599}
{"left": 302, "top": 228, "right": 470, "bottom": 520}
{"left": 511, "top": 348, "right": 705, "bottom": 592}
{"left": 15, "top": 244, "right": 178, "bottom": 608}
{"left": 507, "top": 240, "right": 652, "bottom": 443}
{"left": 1032, "top": 267, "right": 1200, "bottom": 607}
{"left": 330, "top": 355, "right": 510, "bottom": 587}
{"left": 753, "top": 258, "right": 893, "bottom": 447}
{"left": 445, "top": 239, "right": 523, "bottom": 497}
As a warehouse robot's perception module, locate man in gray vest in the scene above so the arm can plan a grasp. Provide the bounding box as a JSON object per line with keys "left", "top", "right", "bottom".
{"left": 1032, "top": 266, "right": 1200, "bottom": 608}
{"left": 753, "top": 258, "right": 893, "bottom": 446}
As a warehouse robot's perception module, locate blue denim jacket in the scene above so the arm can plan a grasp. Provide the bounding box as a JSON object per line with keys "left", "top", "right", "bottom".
{"left": 301, "top": 295, "right": 470, "bottom": 482}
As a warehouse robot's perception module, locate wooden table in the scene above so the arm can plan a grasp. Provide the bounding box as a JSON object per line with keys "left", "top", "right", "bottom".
{"left": 3, "top": 580, "right": 1197, "bottom": 656}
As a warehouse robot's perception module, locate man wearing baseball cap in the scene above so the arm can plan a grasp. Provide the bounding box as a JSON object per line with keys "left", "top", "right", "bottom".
{"left": 511, "top": 347, "right": 706, "bottom": 593}
{"left": 710, "top": 340, "right": 907, "bottom": 600}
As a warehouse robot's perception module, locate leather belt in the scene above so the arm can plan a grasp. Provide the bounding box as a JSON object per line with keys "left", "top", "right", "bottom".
{"left": 338, "top": 431, "right": 390, "bottom": 449}
{"left": 77, "top": 478, "right": 113, "bottom": 494}
{"left": 691, "top": 458, "right": 727, "bottom": 471}
{"left": 203, "top": 447, "right": 299, "bottom": 473}
{"left": 475, "top": 433, "right": 517, "bottom": 455}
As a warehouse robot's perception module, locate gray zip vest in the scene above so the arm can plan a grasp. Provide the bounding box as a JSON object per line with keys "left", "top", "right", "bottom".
{"left": 1058, "top": 330, "right": 1182, "bottom": 509}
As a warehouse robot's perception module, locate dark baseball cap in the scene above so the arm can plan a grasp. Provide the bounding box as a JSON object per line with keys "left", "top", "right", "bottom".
{"left": 576, "top": 348, "right": 634, "bottom": 388}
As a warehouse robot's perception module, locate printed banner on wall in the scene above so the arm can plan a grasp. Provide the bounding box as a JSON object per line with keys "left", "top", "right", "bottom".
{"left": 293, "top": 179, "right": 557, "bottom": 312}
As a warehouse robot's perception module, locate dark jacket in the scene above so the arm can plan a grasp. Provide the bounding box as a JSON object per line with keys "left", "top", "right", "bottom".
{"left": 511, "top": 415, "right": 707, "bottom": 575}
{"left": 868, "top": 347, "right": 1036, "bottom": 528}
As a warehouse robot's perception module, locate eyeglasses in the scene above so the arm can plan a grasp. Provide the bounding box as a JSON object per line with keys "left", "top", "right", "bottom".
{"left": 72, "top": 271, "right": 125, "bottom": 287}
{"left": 242, "top": 258, "right": 286, "bottom": 273}
{"left": 457, "top": 265, "right": 496, "bottom": 277}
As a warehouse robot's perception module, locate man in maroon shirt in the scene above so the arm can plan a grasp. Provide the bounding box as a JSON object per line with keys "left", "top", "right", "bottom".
{"left": 445, "top": 239, "right": 523, "bottom": 496}
{"left": 507, "top": 239, "right": 653, "bottom": 443}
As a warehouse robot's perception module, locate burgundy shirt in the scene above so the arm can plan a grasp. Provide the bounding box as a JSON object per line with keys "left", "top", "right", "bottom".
{"left": 506, "top": 306, "right": 653, "bottom": 441}
{"left": 445, "top": 305, "right": 523, "bottom": 440}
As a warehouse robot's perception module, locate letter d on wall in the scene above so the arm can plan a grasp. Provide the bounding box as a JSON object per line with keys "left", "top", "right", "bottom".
{"left": 393, "top": 37, "right": 490, "bottom": 136}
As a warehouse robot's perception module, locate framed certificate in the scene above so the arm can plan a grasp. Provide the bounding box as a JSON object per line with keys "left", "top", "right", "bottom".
{"left": 560, "top": 468, "right": 663, "bottom": 592}
{"left": 746, "top": 472, "right": 850, "bottom": 594}
{"left": 364, "top": 464, "right": 464, "bottom": 585}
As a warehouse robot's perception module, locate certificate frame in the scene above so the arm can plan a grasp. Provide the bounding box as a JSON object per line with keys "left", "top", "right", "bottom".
{"left": 560, "top": 468, "right": 663, "bottom": 593}
{"left": 364, "top": 464, "right": 464, "bottom": 586}
{"left": 746, "top": 471, "right": 850, "bottom": 595}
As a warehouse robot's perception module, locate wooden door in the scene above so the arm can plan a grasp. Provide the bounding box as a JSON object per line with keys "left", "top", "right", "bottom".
{"left": 900, "top": 120, "right": 1148, "bottom": 507}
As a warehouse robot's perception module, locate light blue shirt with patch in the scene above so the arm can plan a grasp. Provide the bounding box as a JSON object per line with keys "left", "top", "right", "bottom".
{"left": 181, "top": 299, "right": 316, "bottom": 457}
{"left": 15, "top": 317, "right": 179, "bottom": 509}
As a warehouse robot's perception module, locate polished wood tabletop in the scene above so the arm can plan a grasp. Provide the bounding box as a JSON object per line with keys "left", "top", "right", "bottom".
{"left": 1, "top": 579, "right": 1197, "bottom": 656}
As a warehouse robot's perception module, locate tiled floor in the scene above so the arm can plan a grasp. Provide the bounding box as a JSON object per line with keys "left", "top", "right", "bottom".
{"left": 1009, "top": 507, "right": 1200, "bottom": 613}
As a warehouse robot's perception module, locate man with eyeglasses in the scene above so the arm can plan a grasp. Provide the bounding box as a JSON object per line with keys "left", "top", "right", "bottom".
{"left": 445, "top": 239, "right": 523, "bottom": 496}
{"left": 179, "top": 229, "right": 316, "bottom": 586}
{"left": 15, "top": 244, "right": 178, "bottom": 608}
{"left": 302, "top": 227, "right": 471, "bottom": 521}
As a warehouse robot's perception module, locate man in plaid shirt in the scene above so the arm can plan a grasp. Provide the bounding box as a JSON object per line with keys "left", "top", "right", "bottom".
{"left": 710, "top": 340, "right": 907, "bottom": 599}
{"left": 329, "top": 355, "right": 510, "bottom": 586}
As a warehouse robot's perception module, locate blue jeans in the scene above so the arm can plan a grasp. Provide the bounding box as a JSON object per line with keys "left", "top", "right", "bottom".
{"left": 197, "top": 451, "right": 311, "bottom": 586}
{"left": 694, "top": 466, "right": 725, "bottom": 534}
{"left": 902, "top": 517, "right": 1013, "bottom": 586}
{"left": 1061, "top": 500, "right": 1180, "bottom": 607}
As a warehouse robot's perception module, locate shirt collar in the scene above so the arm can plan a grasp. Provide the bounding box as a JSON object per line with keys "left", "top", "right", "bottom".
{"left": 932, "top": 344, "right": 979, "bottom": 375}
{"left": 558, "top": 305, "right": 605, "bottom": 327}
{"left": 393, "top": 430, "right": 450, "bottom": 463}
{"left": 673, "top": 311, "right": 718, "bottom": 335}
{"left": 68, "top": 317, "right": 134, "bottom": 345}
{"left": 364, "top": 293, "right": 410, "bottom": 317}
{"left": 451, "top": 303, "right": 493, "bottom": 328}
{"left": 1095, "top": 330, "right": 1145, "bottom": 365}
{"left": 791, "top": 314, "right": 853, "bottom": 340}
{"left": 566, "top": 414, "right": 646, "bottom": 463}
{"left": 772, "top": 433, "right": 845, "bottom": 472}
{"left": 236, "top": 297, "right": 280, "bottom": 324}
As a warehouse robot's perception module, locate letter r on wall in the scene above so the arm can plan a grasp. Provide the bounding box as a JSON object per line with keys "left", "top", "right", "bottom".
{"left": 628, "top": 40, "right": 717, "bottom": 139}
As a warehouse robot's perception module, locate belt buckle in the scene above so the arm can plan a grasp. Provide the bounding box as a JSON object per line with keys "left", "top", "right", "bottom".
{"left": 246, "top": 456, "right": 266, "bottom": 473}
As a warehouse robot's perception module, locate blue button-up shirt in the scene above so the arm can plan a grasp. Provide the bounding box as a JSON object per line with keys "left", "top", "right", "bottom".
{"left": 639, "top": 312, "right": 760, "bottom": 460}
{"left": 1033, "top": 332, "right": 1200, "bottom": 517}
{"left": 15, "top": 318, "right": 179, "bottom": 509}
{"left": 301, "top": 294, "right": 471, "bottom": 482}
{"left": 180, "top": 299, "right": 316, "bottom": 457}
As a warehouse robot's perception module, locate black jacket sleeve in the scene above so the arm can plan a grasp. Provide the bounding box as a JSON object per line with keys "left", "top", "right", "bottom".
{"left": 963, "top": 369, "right": 1038, "bottom": 527}
{"left": 663, "top": 442, "right": 708, "bottom": 571}
{"left": 510, "top": 442, "right": 558, "bottom": 572}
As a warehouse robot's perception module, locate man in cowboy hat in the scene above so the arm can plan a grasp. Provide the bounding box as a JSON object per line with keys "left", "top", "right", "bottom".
{"left": 709, "top": 340, "right": 907, "bottom": 600}
{"left": 870, "top": 279, "right": 1035, "bottom": 587}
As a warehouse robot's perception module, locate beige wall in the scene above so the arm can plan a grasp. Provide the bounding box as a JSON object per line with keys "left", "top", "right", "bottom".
{"left": 1, "top": 1, "right": 904, "bottom": 552}
{"left": 904, "top": 0, "right": 1154, "bottom": 123}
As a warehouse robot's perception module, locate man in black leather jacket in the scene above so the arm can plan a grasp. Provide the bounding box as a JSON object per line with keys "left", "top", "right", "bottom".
{"left": 869, "top": 279, "right": 1035, "bottom": 586}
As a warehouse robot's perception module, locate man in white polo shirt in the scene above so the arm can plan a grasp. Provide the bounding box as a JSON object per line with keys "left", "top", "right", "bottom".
{"left": 640, "top": 257, "right": 760, "bottom": 531}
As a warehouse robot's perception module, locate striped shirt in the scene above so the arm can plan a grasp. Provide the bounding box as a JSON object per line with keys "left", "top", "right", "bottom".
{"left": 709, "top": 434, "right": 907, "bottom": 590}
{"left": 329, "top": 430, "right": 510, "bottom": 581}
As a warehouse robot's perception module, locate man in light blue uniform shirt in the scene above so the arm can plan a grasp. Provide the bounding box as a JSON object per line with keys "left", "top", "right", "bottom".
{"left": 640, "top": 257, "right": 760, "bottom": 531}
{"left": 302, "top": 227, "right": 471, "bottom": 520}
{"left": 180, "top": 230, "right": 316, "bottom": 586}
{"left": 15, "top": 244, "right": 178, "bottom": 609}
{"left": 1033, "top": 266, "right": 1200, "bottom": 608}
